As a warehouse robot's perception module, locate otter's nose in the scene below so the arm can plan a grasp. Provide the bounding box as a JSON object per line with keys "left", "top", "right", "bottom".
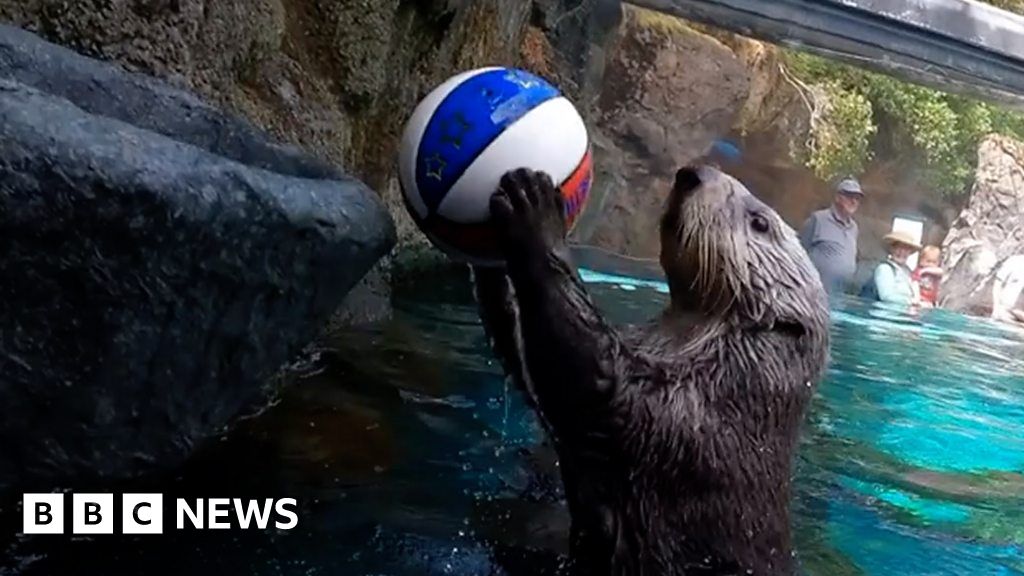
{"left": 673, "top": 165, "right": 720, "bottom": 200}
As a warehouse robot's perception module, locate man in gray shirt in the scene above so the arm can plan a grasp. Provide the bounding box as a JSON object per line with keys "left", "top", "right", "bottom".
{"left": 799, "top": 178, "right": 864, "bottom": 295}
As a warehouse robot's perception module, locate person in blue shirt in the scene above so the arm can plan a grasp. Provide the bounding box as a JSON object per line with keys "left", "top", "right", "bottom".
{"left": 868, "top": 230, "right": 921, "bottom": 305}
{"left": 799, "top": 178, "right": 864, "bottom": 295}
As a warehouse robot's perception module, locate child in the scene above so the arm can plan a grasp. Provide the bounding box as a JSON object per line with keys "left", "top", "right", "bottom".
{"left": 912, "top": 245, "right": 944, "bottom": 307}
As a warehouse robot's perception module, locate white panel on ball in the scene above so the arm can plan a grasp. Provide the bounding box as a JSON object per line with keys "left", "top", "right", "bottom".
{"left": 397, "top": 66, "right": 503, "bottom": 220}
{"left": 437, "top": 97, "right": 589, "bottom": 224}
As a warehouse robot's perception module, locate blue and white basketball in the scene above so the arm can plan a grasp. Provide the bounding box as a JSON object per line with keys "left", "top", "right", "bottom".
{"left": 398, "top": 66, "right": 593, "bottom": 265}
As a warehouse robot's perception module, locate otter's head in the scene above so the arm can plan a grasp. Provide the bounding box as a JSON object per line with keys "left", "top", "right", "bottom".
{"left": 659, "top": 166, "right": 829, "bottom": 337}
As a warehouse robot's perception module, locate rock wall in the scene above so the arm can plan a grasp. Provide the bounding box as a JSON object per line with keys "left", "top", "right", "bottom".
{"left": 0, "top": 0, "right": 778, "bottom": 263}
{"left": 0, "top": 0, "right": 620, "bottom": 251}
{"left": 0, "top": 0, "right": 625, "bottom": 329}
{"left": 943, "top": 135, "right": 1024, "bottom": 270}
{"left": 571, "top": 6, "right": 751, "bottom": 257}
{"left": 573, "top": 8, "right": 960, "bottom": 265}
{"left": 0, "top": 24, "right": 397, "bottom": 489}
{"left": 0, "top": 1, "right": 961, "bottom": 268}
{"left": 939, "top": 134, "right": 1024, "bottom": 319}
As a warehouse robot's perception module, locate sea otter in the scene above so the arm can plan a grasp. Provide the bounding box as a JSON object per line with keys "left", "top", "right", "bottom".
{"left": 471, "top": 166, "right": 830, "bottom": 576}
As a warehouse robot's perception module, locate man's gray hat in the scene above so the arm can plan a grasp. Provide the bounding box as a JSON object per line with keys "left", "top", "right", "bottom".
{"left": 836, "top": 178, "right": 864, "bottom": 196}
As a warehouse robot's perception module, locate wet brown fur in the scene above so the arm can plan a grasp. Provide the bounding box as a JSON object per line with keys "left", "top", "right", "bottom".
{"left": 472, "top": 166, "right": 830, "bottom": 576}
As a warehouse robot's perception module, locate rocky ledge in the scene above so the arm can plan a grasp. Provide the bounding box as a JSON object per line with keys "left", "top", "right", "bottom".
{"left": 0, "top": 26, "right": 396, "bottom": 490}
{"left": 940, "top": 135, "right": 1024, "bottom": 323}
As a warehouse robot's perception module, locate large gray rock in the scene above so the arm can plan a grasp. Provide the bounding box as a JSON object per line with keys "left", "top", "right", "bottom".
{"left": 940, "top": 135, "right": 1024, "bottom": 318}
{"left": 0, "top": 23, "right": 338, "bottom": 181}
{"left": 938, "top": 243, "right": 999, "bottom": 316}
{"left": 940, "top": 249, "right": 1024, "bottom": 321}
{"left": 0, "top": 19, "right": 397, "bottom": 327}
{"left": 992, "top": 255, "right": 1024, "bottom": 322}
{"left": 942, "top": 136, "right": 1024, "bottom": 269}
{"left": 0, "top": 30, "right": 395, "bottom": 489}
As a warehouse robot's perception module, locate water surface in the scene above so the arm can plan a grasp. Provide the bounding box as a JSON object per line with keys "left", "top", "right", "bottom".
{"left": 3, "top": 265, "right": 1023, "bottom": 575}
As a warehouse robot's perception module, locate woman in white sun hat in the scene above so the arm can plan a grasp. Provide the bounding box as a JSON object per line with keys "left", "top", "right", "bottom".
{"left": 866, "top": 230, "right": 922, "bottom": 305}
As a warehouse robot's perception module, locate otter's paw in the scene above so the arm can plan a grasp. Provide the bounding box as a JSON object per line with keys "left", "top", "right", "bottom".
{"left": 490, "top": 168, "right": 567, "bottom": 258}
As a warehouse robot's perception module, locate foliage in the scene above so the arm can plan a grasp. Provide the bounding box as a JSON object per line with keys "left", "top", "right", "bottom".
{"left": 983, "top": 0, "right": 1024, "bottom": 14}
{"left": 782, "top": 24, "right": 1024, "bottom": 200}
{"left": 631, "top": 4, "right": 697, "bottom": 37}
{"left": 801, "top": 81, "right": 876, "bottom": 181}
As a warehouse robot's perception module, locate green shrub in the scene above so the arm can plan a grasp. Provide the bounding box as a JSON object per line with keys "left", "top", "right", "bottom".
{"left": 800, "top": 81, "right": 876, "bottom": 181}
{"left": 781, "top": 1, "right": 1024, "bottom": 201}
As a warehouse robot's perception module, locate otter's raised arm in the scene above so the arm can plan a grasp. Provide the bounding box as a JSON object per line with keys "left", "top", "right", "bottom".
{"left": 470, "top": 266, "right": 537, "bottom": 407}
{"left": 489, "top": 169, "right": 628, "bottom": 435}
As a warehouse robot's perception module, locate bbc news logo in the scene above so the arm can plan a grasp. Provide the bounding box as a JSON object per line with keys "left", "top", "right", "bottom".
{"left": 22, "top": 494, "right": 298, "bottom": 535}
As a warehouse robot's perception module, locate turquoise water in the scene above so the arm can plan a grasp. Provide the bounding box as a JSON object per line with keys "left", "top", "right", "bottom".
{"left": 582, "top": 267, "right": 1024, "bottom": 575}
{"left": 2, "top": 265, "right": 1023, "bottom": 575}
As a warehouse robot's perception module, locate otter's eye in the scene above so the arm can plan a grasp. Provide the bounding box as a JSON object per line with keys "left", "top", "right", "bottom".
{"left": 750, "top": 213, "right": 770, "bottom": 234}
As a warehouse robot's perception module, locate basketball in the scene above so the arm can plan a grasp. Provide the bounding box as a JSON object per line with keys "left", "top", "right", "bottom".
{"left": 397, "top": 66, "right": 593, "bottom": 266}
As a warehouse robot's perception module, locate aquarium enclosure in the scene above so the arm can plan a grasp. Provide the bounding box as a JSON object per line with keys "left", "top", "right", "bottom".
{"left": 1, "top": 0, "right": 1023, "bottom": 574}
